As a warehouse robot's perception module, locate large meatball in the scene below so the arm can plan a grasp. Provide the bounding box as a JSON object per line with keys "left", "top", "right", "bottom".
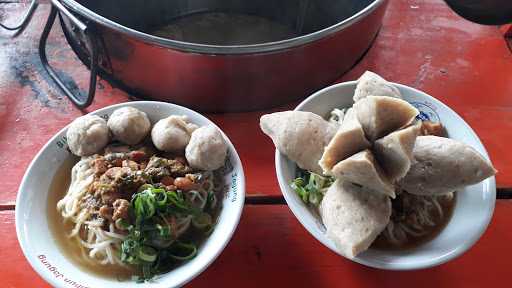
{"left": 67, "top": 115, "right": 109, "bottom": 156}
{"left": 151, "top": 115, "right": 198, "bottom": 152}
{"left": 107, "top": 107, "right": 151, "bottom": 145}
{"left": 185, "top": 126, "right": 228, "bottom": 171}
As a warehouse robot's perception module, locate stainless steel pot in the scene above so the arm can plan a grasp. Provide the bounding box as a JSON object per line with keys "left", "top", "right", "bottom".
{"left": 39, "top": 0, "right": 388, "bottom": 111}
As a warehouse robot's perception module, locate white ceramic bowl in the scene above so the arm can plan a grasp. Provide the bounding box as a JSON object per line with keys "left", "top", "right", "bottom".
{"left": 276, "top": 82, "right": 496, "bottom": 270}
{"left": 16, "top": 101, "right": 245, "bottom": 287}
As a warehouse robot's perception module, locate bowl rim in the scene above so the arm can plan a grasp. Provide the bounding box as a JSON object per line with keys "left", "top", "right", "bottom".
{"left": 15, "top": 101, "right": 246, "bottom": 287}
{"left": 60, "top": 0, "right": 386, "bottom": 54}
{"left": 275, "top": 81, "right": 496, "bottom": 270}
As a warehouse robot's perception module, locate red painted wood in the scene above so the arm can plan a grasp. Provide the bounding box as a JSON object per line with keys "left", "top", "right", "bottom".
{"left": 1, "top": 0, "right": 512, "bottom": 206}
{"left": 2, "top": 201, "right": 512, "bottom": 287}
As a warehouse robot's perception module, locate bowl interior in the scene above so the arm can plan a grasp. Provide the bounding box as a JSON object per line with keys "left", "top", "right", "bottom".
{"left": 78, "top": 0, "right": 375, "bottom": 44}
{"left": 16, "top": 101, "right": 245, "bottom": 288}
{"left": 276, "top": 82, "right": 496, "bottom": 270}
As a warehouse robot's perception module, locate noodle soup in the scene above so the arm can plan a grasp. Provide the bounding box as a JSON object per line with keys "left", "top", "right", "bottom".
{"left": 372, "top": 191, "right": 456, "bottom": 250}
{"left": 48, "top": 144, "right": 227, "bottom": 281}
{"left": 292, "top": 170, "right": 457, "bottom": 251}
{"left": 272, "top": 79, "right": 496, "bottom": 269}
{"left": 16, "top": 101, "right": 245, "bottom": 288}
{"left": 48, "top": 157, "right": 135, "bottom": 280}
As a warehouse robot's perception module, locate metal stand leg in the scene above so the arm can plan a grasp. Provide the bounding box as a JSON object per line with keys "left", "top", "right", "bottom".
{"left": 0, "top": 0, "right": 38, "bottom": 37}
{"left": 38, "top": 0, "right": 98, "bottom": 109}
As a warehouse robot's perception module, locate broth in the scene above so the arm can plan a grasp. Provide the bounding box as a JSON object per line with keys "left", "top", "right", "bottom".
{"left": 48, "top": 154, "right": 226, "bottom": 280}
{"left": 372, "top": 192, "right": 456, "bottom": 250}
{"left": 150, "top": 12, "right": 299, "bottom": 45}
{"left": 47, "top": 157, "right": 135, "bottom": 280}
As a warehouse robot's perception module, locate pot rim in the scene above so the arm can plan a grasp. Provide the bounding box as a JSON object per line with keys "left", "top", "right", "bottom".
{"left": 59, "top": 0, "right": 386, "bottom": 55}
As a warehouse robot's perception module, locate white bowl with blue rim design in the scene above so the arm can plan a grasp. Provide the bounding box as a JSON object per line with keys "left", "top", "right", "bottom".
{"left": 16, "top": 101, "right": 245, "bottom": 287}
{"left": 275, "top": 81, "right": 496, "bottom": 270}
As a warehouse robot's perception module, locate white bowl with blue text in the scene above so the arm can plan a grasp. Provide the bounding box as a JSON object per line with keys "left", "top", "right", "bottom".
{"left": 275, "top": 81, "right": 496, "bottom": 270}
{"left": 16, "top": 101, "right": 245, "bottom": 288}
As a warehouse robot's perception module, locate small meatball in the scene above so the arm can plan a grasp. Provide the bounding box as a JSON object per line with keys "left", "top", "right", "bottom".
{"left": 185, "top": 126, "right": 228, "bottom": 171}
{"left": 151, "top": 115, "right": 198, "bottom": 152}
{"left": 66, "top": 115, "right": 109, "bottom": 156}
{"left": 107, "top": 107, "right": 151, "bottom": 145}
{"left": 99, "top": 205, "right": 113, "bottom": 220}
{"left": 112, "top": 199, "right": 130, "bottom": 221}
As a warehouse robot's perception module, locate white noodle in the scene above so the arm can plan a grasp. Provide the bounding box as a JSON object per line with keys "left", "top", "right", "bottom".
{"left": 382, "top": 192, "right": 454, "bottom": 246}
{"left": 175, "top": 215, "right": 193, "bottom": 238}
{"left": 57, "top": 157, "right": 126, "bottom": 266}
{"left": 57, "top": 155, "right": 223, "bottom": 268}
{"left": 328, "top": 108, "right": 346, "bottom": 125}
{"left": 187, "top": 189, "right": 208, "bottom": 210}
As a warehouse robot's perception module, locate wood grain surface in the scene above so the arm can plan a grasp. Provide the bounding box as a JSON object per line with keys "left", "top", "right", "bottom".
{"left": 2, "top": 202, "right": 512, "bottom": 288}
{"left": 1, "top": 0, "right": 512, "bottom": 205}
{"left": 1, "top": 0, "right": 512, "bottom": 286}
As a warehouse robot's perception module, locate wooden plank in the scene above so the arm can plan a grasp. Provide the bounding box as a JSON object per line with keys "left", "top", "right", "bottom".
{"left": 0, "top": 210, "right": 50, "bottom": 288}
{"left": 2, "top": 201, "right": 512, "bottom": 287}
{"left": 1, "top": 0, "right": 512, "bottom": 206}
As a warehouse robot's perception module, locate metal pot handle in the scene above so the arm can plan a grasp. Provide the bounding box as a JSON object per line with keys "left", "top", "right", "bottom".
{"left": 0, "top": 0, "right": 38, "bottom": 37}
{"left": 39, "top": 0, "right": 98, "bottom": 109}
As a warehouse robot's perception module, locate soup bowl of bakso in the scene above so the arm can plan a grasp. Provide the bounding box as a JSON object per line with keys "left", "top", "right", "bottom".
{"left": 262, "top": 71, "right": 496, "bottom": 270}
{"left": 16, "top": 101, "right": 245, "bottom": 287}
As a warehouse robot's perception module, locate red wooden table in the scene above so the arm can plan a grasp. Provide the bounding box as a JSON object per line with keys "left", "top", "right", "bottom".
{"left": 1, "top": 0, "right": 512, "bottom": 287}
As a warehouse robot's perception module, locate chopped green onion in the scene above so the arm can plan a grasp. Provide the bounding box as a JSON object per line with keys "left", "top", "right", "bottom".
{"left": 156, "top": 223, "right": 171, "bottom": 238}
{"left": 169, "top": 242, "right": 197, "bottom": 261}
{"left": 115, "top": 218, "right": 130, "bottom": 230}
{"left": 207, "top": 191, "right": 217, "bottom": 209}
{"left": 141, "top": 264, "right": 152, "bottom": 281}
{"left": 308, "top": 191, "right": 322, "bottom": 206}
{"left": 137, "top": 184, "right": 154, "bottom": 193}
{"left": 166, "top": 191, "right": 191, "bottom": 212}
{"left": 290, "top": 171, "right": 333, "bottom": 207}
{"left": 137, "top": 246, "right": 157, "bottom": 262}
{"left": 192, "top": 212, "right": 212, "bottom": 229}
{"left": 204, "top": 224, "right": 215, "bottom": 236}
{"left": 134, "top": 192, "right": 156, "bottom": 220}
{"left": 121, "top": 182, "right": 205, "bottom": 281}
{"left": 154, "top": 189, "right": 168, "bottom": 209}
